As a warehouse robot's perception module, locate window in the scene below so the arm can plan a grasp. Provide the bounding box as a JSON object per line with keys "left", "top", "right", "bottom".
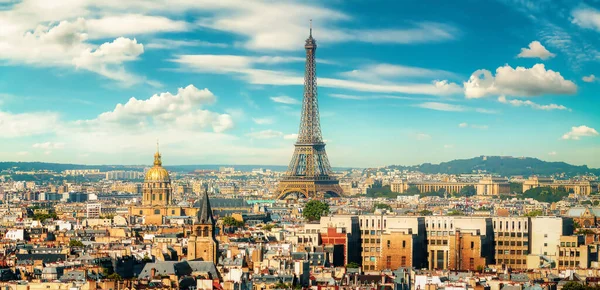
{"left": 470, "top": 242, "right": 474, "bottom": 249}
{"left": 401, "top": 256, "right": 406, "bottom": 267}
{"left": 387, "top": 240, "right": 391, "bottom": 248}
{"left": 154, "top": 209, "right": 160, "bottom": 214}
{"left": 469, "top": 258, "right": 474, "bottom": 269}
{"left": 402, "top": 241, "right": 406, "bottom": 248}
{"left": 386, "top": 256, "right": 392, "bottom": 268}
{"left": 544, "top": 243, "right": 548, "bottom": 247}
{"left": 544, "top": 234, "right": 548, "bottom": 238}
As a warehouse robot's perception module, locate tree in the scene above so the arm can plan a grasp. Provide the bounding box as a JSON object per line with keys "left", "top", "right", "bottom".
{"left": 509, "top": 182, "right": 523, "bottom": 194}
{"left": 447, "top": 210, "right": 464, "bottom": 216}
{"left": 455, "top": 185, "right": 476, "bottom": 197}
{"left": 303, "top": 200, "right": 329, "bottom": 221}
{"left": 346, "top": 262, "right": 360, "bottom": 268}
{"left": 262, "top": 224, "right": 275, "bottom": 231}
{"left": 523, "top": 209, "right": 544, "bottom": 217}
{"left": 406, "top": 186, "right": 420, "bottom": 194}
{"left": 418, "top": 210, "right": 433, "bottom": 216}
{"left": 372, "top": 203, "right": 392, "bottom": 212}
{"left": 106, "top": 273, "right": 122, "bottom": 280}
{"left": 222, "top": 216, "right": 244, "bottom": 227}
{"left": 69, "top": 240, "right": 84, "bottom": 247}
{"left": 561, "top": 282, "right": 585, "bottom": 290}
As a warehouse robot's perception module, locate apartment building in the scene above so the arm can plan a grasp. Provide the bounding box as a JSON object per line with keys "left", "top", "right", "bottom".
{"left": 425, "top": 217, "right": 494, "bottom": 271}
{"left": 358, "top": 215, "right": 426, "bottom": 271}
{"left": 492, "top": 217, "right": 530, "bottom": 270}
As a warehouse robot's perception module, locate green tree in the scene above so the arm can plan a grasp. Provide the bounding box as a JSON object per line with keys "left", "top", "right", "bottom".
{"left": 418, "top": 210, "right": 433, "bottom": 216}
{"left": 406, "top": 185, "right": 420, "bottom": 194}
{"left": 303, "top": 200, "right": 329, "bottom": 221}
{"left": 346, "top": 262, "right": 360, "bottom": 268}
{"left": 222, "top": 216, "right": 245, "bottom": 227}
{"left": 523, "top": 209, "right": 544, "bottom": 217}
{"left": 521, "top": 186, "right": 569, "bottom": 203}
{"left": 69, "top": 240, "right": 84, "bottom": 247}
{"left": 372, "top": 203, "right": 392, "bottom": 212}
{"left": 509, "top": 182, "right": 523, "bottom": 194}
{"left": 447, "top": 210, "right": 464, "bottom": 216}
{"left": 561, "top": 282, "right": 585, "bottom": 290}
{"left": 106, "top": 273, "right": 122, "bottom": 280}
{"left": 455, "top": 185, "right": 476, "bottom": 197}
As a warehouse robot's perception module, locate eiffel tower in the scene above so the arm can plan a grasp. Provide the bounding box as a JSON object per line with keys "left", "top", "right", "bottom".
{"left": 276, "top": 23, "right": 343, "bottom": 200}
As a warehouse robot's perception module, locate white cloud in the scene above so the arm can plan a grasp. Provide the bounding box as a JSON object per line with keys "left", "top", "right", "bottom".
{"left": 270, "top": 96, "right": 300, "bottom": 105}
{"left": 572, "top": 7, "right": 600, "bottom": 32}
{"left": 443, "top": 144, "right": 454, "bottom": 149}
{"left": 16, "top": 151, "right": 29, "bottom": 156}
{"left": 246, "top": 130, "right": 283, "bottom": 139}
{"left": 0, "top": 18, "right": 145, "bottom": 84}
{"left": 83, "top": 84, "right": 233, "bottom": 133}
{"left": 498, "top": 96, "right": 570, "bottom": 111}
{"left": 284, "top": 133, "right": 298, "bottom": 140}
{"left": 583, "top": 74, "right": 596, "bottom": 83}
{"left": 146, "top": 39, "right": 228, "bottom": 49}
{"left": 32, "top": 142, "right": 65, "bottom": 149}
{"left": 517, "top": 41, "right": 555, "bottom": 60}
{"left": 340, "top": 63, "right": 457, "bottom": 81}
{"left": 548, "top": 151, "right": 557, "bottom": 156}
{"left": 86, "top": 14, "right": 189, "bottom": 39}
{"left": 561, "top": 125, "right": 599, "bottom": 140}
{"left": 415, "top": 102, "right": 465, "bottom": 112}
{"left": 0, "top": 111, "right": 59, "bottom": 138}
{"left": 464, "top": 64, "right": 577, "bottom": 99}
{"left": 173, "top": 54, "right": 462, "bottom": 96}
{"left": 252, "top": 117, "right": 274, "bottom": 125}
{"left": 329, "top": 93, "right": 423, "bottom": 101}
{"left": 415, "top": 133, "right": 431, "bottom": 141}
{"left": 458, "top": 122, "right": 488, "bottom": 129}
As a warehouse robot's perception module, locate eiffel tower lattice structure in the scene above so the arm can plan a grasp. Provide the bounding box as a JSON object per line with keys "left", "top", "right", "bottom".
{"left": 276, "top": 24, "right": 343, "bottom": 200}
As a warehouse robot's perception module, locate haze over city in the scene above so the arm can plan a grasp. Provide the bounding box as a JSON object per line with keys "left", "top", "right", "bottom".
{"left": 1, "top": 0, "right": 599, "bottom": 167}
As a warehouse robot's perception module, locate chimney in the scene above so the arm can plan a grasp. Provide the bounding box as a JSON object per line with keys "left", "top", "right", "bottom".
{"left": 150, "top": 268, "right": 156, "bottom": 278}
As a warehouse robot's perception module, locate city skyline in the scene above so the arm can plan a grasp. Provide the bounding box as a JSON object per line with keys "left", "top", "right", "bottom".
{"left": 1, "top": 0, "right": 599, "bottom": 167}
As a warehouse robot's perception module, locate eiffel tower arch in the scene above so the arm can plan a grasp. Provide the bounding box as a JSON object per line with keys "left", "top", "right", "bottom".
{"left": 276, "top": 24, "right": 344, "bottom": 200}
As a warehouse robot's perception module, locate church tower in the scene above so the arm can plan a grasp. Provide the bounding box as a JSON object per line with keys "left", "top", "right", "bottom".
{"left": 187, "top": 190, "right": 218, "bottom": 262}
{"left": 142, "top": 144, "right": 172, "bottom": 206}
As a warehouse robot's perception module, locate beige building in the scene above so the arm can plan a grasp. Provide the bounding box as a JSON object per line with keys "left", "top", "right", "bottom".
{"left": 424, "top": 217, "right": 494, "bottom": 270}
{"left": 522, "top": 176, "right": 597, "bottom": 195}
{"left": 529, "top": 216, "right": 573, "bottom": 263}
{"left": 390, "top": 176, "right": 509, "bottom": 196}
{"left": 358, "top": 215, "right": 426, "bottom": 271}
{"left": 558, "top": 235, "right": 592, "bottom": 269}
{"left": 492, "top": 217, "right": 529, "bottom": 269}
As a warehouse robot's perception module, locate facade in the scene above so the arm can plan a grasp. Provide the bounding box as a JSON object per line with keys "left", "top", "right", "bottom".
{"left": 319, "top": 215, "right": 361, "bottom": 266}
{"left": 522, "top": 176, "right": 598, "bottom": 195}
{"left": 85, "top": 203, "right": 101, "bottom": 219}
{"left": 530, "top": 216, "right": 574, "bottom": 259}
{"left": 492, "top": 217, "right": 530, "bottom": 270}
{"left": 390, "top": 176, "right": 509, "bottom": 196}
{"left": 557, "top": 235, "right": 592, "bottom": 269}
{"left": 424, "top": 217, "right": 494, "bottom": 271}
{"left": 276, "top": 27, "right": 343, "bottom": 200}
{"left": 358, "top": 215, "right": 426, "bottom": 271}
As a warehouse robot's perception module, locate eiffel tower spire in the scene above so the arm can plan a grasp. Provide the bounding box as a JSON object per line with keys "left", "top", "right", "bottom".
{"left": 276, "top": 23, "right": 343, "bottom": 200}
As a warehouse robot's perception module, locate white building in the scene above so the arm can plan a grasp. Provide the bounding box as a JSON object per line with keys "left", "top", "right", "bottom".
{"left": 86, "top": 203, "right": 102, "bottom": 218}
{"left": 5, "top": 229, "right": 25, "bottom": 241}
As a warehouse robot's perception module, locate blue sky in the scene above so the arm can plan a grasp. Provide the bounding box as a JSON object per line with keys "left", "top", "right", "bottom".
{"left": 0, "top": 0, "right": 599, "bottom": 168}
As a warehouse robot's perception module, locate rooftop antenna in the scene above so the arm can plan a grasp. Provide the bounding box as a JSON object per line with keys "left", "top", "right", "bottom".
{"left": 310, "top": 19, "right": 312, "bottom": 37}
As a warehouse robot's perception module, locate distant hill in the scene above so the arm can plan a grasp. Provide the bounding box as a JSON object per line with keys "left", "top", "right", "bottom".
{"left": 1, "top": 156, "right": 598, "bottom": 176}
{"left": 389, "top": 156, "right": 600, "bottom": 177}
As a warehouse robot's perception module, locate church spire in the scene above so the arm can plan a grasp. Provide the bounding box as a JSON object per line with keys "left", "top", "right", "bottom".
{"left": 197, "top": 189, "right": 214, "bottom": 225}
{"left": 153, "top": 141, "right": 162, "bottom": 167}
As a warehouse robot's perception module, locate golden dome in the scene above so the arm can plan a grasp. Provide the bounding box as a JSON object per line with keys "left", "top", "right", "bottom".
{"left": 144, "top": 150, "right": 171, "bottom": 182}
